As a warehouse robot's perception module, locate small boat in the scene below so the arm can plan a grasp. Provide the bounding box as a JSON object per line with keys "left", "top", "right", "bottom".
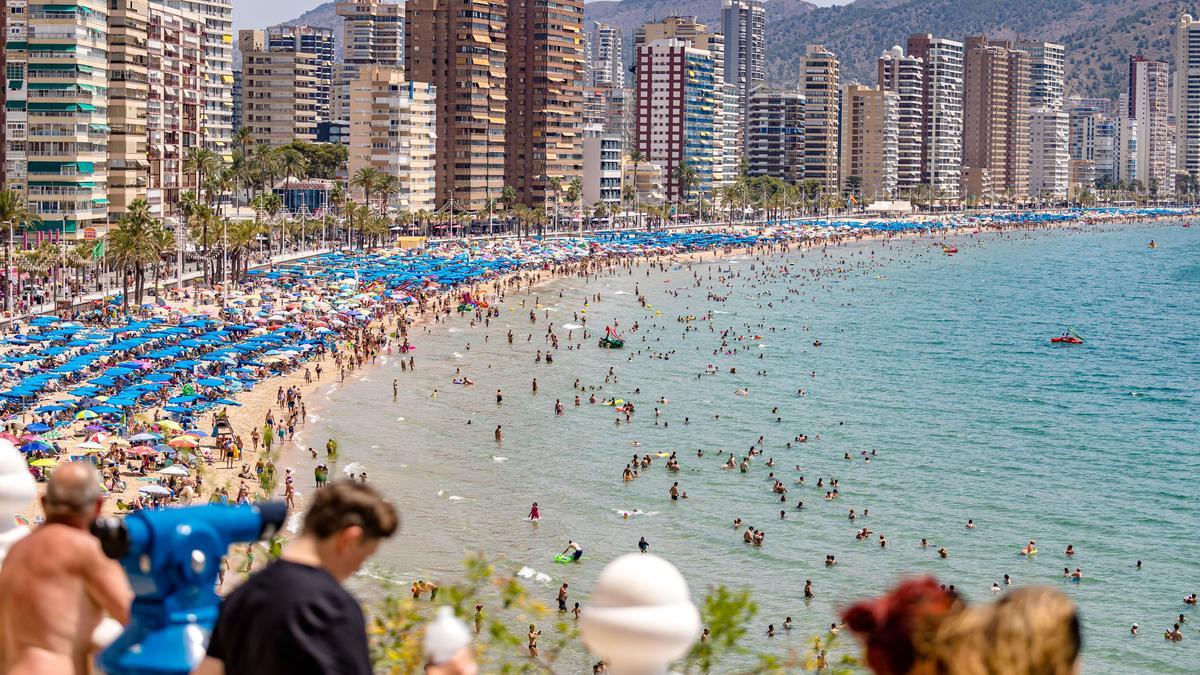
{"left": 1050, "top": 336, "right": 1083, "bottom": 344}
{"left": 943, "top": 246, "right": 958, "bottom": 255}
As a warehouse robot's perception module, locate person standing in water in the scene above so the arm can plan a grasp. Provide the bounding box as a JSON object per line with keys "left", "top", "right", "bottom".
{"left": 528, "top": 502, "right": 540, "bottom": 521}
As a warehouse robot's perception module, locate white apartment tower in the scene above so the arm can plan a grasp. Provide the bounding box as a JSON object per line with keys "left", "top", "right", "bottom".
{"left": 335, "top": 1, "right": 405, "bottom": 124}
{"left": 906, "top": 34, "right": 963, "bottom": 198}
{"left": 746, "top": 88, "right": 805, "bottom": 183}
{"left": 1128, "top": 56, "right": 1170, "bottom": 193}
{"left": 877, "top": 45, "right": 924, "bottom": 194}
{"left": 170, "top": 0, "right": 234, "bottom": 158}
{"left": 590, "top": 22, "right": 624, "bottom": 88}
{"left": 347, "top": 66, "right": 437, "bottom": 213}
{"left": 721, "top": 0, "right": 765, "bottom": 149}
{"left": 1176, "top": 15, "right": 1200, "bottom": 181}
{"left": 1019, "top": 40, "right": 1069, "bottom": 199}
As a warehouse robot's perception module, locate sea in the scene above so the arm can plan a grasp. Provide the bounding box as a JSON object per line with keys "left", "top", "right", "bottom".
{"left": 298, "top": 221, "right": 1198, "bottom": 673}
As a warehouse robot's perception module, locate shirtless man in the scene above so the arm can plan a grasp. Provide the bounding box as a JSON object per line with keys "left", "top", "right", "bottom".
{"left": 0, "top": 462, "right": 133, "bottom": 674}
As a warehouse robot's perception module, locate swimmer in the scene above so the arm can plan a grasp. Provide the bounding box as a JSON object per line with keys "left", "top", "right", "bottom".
{"left": 1020, "top": 540, "right": 1036, "bottom": 556}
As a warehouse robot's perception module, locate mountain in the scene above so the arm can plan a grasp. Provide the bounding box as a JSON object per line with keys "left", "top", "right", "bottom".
{"left": 275, "top": 0, "right": 1184, "bottom": 99}
{"left": 758, "top": 0, "right": 1183, "bottom": 97}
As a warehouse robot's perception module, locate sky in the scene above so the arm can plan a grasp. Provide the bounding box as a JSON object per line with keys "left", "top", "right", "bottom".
{"left": 233, "top": 0, "right": 853, "bottom": 31}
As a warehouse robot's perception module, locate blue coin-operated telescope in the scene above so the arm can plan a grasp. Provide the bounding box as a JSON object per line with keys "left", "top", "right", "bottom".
{"left": 91, "top": 502, "right": 288, "bottom": 675}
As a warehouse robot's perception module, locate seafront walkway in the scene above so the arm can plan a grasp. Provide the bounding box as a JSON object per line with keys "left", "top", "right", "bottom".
{"left": 1, "top": 248, "right": 334, "bottom": 329}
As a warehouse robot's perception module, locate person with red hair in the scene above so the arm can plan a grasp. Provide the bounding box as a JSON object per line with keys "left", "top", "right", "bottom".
{"left": 842, "top": 577, "right": 1081, "bottom": 675}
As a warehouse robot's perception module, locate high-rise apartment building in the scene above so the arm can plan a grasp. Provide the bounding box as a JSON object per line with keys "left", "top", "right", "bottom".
{"left": 183, "top": 0, "right": 234, "bottom": 158}
{"left": 4, "top": 0, "right": 111, "bottom": 237}
{"left": 504, "top": 0, "right": 585, "bottom": 208}
{"left": 238, "top": 28, "right": 326, "bottom": 145}
{"left": 1029, "top": 109, "right": 1069, "bottom": 200}
{"left": 1019, "top": 40, "right": 1068, "bottom": 199}
{"left": 721, "top": 0, "right": 764, "bottom": 149}
{"left": 636, "top": 16, "right": 723, "bottom": 59}
{"left": 109, "top": 0, "right": 204, "bottom": 222}
{"left": 906, "top": 34, "right": 963, "bottom": 198}
{"left": 1018, "top": 40, "right": 1065, "bottom": 109}
{"left": 231, "top": 68, "right": 242, "bottom": 132}
{"left": 334, "top": 1, "right": 403, "bottom": 125}
{"left": 266, "top": 25, "right": 335, "bottom": 124}
{"left": 635, "top": 38, "right": 719, "bottom": 202}
{"left": 406, "top": 0, "right": 583, "bottom": 211}
{"left": 1176, "top": 14, "right": 1200, "bottom": 180}
{"left": 347, "top": 66, "right": 436, "bottom": 213}
{"left": 589, "top": 21, "right": 624, "bottom": 88}
{"left": 403, "top": 2, "right": 498, "bottom": 212}
{"left": 1114, "top": 117, "right": 1139, "bottom": 183}
{"left": 877, "top": 46, "right": 924, "bottom": 195}
{"left": 746, "top": 88, "right": 804, "bottom": 183}
{"left": 1129, "top": 55, "right": 1170, "bottom": 193}
{"left": 1094, "top": 116, "right": 1116, "bottom": 184}
{"left": 107, "top": 0, "right": 150, "bottom": 221}
{"left": 839, "top": 84, "right": 899, "bottom": 201}
{"left": 1069, "top": 108, "right": 1101, "bottom": 163}
{"left": 582, "top": 129, "right": 623, "bottom": 207}
{"left": 405, "top": 0, "right": 506, "bottom": 212}
{"left": 1, "top": 3, "right": 7, "bottom": 187}
{"left": 719, "top": 82, "right": 740, "bottom": 187}
{"left": 961, "top": 36, "right": 1029, "bottom": 202}
{"left": 801, "top": 44, "right": 840, "bottom": 192}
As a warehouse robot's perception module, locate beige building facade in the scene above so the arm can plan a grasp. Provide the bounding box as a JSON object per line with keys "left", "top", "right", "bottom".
{"left": 238, "top": 29, "right": 322, "bottom": 145}
{"left": 347, "top": 66, "right": 436, "bottom": 213}
{"left": 839, "top": 84, "right": 898, "bottom": 202}
{"left": 802, "top": 45, "right": 840, "bottom": 192}
{"left": 961, "top": 36, "right": 1030, "bottom": 202}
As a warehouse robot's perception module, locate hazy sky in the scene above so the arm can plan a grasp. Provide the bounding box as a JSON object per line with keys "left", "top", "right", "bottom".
{"left": 234, "top": 0, "right": 852, "bottom": 31}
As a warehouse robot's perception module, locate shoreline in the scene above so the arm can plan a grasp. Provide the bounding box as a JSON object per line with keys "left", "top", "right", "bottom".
{"left": 12, "top": 215, "right": 1188, "bottom": 543}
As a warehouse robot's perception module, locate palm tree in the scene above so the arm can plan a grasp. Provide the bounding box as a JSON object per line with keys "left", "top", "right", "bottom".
{"left": 627, "top": 149, "right": 646, "bottom": 228}
{"left": 0, "top": 190, "right": 41, "bottom": 312}
{"left": 500, "top": 185, "right": 518, "bottom": 235}
{"left": 186, "top": 204, "right": 220, "bottom": 283}
{"left": 672, "top": 161, "right": 699, "bottom": 224}
{"left": 180, "top": 191, "right": 212, "bottom": 284}
{"left": 351, "top": 167, "right": 382, "bottom": 209}
{"left": 547, "top": 176, "right": 562, "bottom": 232}
{"left": 375, "top": 174, "right": 400, "bottom": 213}
{"left": 233, "top": 127, "right": 253, "bottom": 156}
{"left": 327, "top": 183, "right": 347, "bottom": 245}
{"left": 565, "top": 177, "right": 583, "bottom": 233}
{"left": 15, "top": 242, "right": 59, "bottom": 306}
{"left": 183, "top": 147, "right": 220, "bottom": 207}
{"left": 276, "top": 147, "right": 309, "bottom": 215}
{"left": 344, "top": 203, "right": 372, "bottom": 250}
{"left": 226, "top": 219, "right": 265, "bottom": 281}
{"left": 249, "top": 143, "right": 280, "bottom": 194}
{"left": 106, "top": 198, "right": 168, "bottom": 312}
{"left": 65, "top": 241, "right": 96, "bottom": 301}
{"left": 361, "top": 212, "right": 390, "bottom": 250}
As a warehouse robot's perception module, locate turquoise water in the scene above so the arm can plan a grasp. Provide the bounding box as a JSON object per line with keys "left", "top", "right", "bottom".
{"left": 303, "top": 222, "right": 1197, "bottom": 672}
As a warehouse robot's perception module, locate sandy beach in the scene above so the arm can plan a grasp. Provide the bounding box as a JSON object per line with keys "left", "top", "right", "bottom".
{"left": 8, "top": 209, "right": 1191, "bottom": 578}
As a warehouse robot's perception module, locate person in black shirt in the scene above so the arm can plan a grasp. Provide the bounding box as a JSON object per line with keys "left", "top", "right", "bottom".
{"left": 194, "top": 481, "right": 400, "bottom": 675}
